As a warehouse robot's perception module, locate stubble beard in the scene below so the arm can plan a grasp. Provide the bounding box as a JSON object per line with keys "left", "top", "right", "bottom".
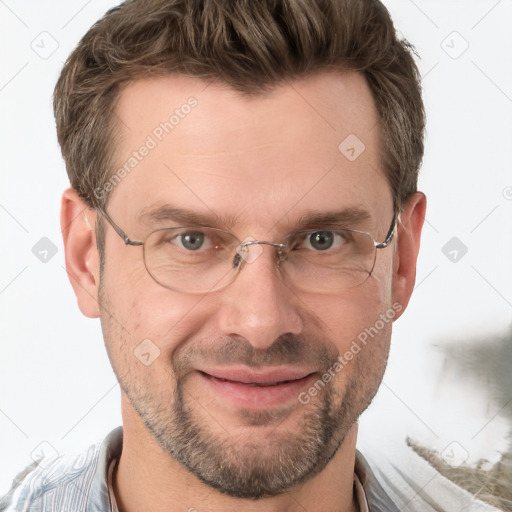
{"left": 126, "top": 368, "right": 369, "bottom": 499}
{"left": 99, "top": 277, "right": 388, "bottom": 499}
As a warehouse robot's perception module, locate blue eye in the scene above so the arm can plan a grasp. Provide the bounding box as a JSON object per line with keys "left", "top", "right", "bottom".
{"left": 302, "top": 231, "right": 347, "bottom": 251}
{"left": 173, "top": 231, "right": 210, "bottom": 251}
{"left": 308, "top": 231, "right": 334, "bottom": 250}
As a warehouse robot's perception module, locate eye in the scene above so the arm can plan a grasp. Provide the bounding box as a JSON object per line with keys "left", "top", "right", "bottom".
{"left": 172, "top": 231, "right": 211, "bottom": 251}
{"left": 301, "top": 230, "right": 348, "bottom": 251}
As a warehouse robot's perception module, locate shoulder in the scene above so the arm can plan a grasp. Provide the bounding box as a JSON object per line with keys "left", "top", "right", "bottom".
{"left": 0, "top": 427, "right": 122, "bottom": 512}
{"left": 0, "top": 443, "right": 101, "bottom": 512}
{"left": 356, "top": 441, "right": 503, "bottom": 512}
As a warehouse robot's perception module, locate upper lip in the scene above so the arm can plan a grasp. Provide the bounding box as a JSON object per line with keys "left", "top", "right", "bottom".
{"left": 198, "top": 367, "right": 316, "bottom": 385}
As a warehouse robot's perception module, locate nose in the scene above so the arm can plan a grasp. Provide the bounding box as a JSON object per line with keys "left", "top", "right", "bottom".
{"left": 215, "top": 244, "right": 304, "bottom": 351}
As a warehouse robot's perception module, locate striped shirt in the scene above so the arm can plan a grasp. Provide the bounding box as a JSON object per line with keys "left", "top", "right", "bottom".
{"left": 0, "top": 426, "right": 499, "bottom": 511}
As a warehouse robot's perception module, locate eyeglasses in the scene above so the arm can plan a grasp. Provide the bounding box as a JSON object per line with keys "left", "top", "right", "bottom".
{"left": 97, "top": 207, "right": 398, "bottom": 294}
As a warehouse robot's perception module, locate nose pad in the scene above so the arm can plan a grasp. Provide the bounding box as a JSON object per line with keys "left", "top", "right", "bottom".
{"left": 276, "top": 247, "right": 288, "bottom": 265}
{"left": 236, "top": 237, "right": 264, "bottom": 264}
{"left": 232, "top": 238, "right": 288, "bottom": 269}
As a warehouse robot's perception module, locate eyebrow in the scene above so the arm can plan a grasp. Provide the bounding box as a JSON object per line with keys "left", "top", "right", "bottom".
{"left": 295, "top": 207, "right": 372, "bottom": 230}
{"left": 139, "top": 203, "right": 372, "bottom": 231}
{"left": 139, "top": 204, "right": 237, "bottom": 230}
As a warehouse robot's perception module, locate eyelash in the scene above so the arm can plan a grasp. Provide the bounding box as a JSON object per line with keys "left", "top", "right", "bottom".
{"left": 160, "top": 227, "right": 356, "bottom": 252}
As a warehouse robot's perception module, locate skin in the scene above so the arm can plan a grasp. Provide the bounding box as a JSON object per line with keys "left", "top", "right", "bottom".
{"left": 61, "top": 71, "right": 426, "bottom": 512}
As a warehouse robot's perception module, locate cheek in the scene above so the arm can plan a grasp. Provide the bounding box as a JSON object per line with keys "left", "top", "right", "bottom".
{"left": 324, "top": 287, "right": 393, "bottom": 395}
{"left": 121, "top": 284, "right": 217, "bottom": 368}
{"left": 304, "top": 277, "right": 393, "bottom": 354}
{"left": 371, "top": 245, "right": 395, "bottom": 298}
{"left": 102, "top": 246, "right": 192, "bottom": 344}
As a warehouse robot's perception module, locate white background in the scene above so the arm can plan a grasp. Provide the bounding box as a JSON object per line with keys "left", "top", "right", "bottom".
{"left": 1, "top": 0, "right": 511, "bottom": 495}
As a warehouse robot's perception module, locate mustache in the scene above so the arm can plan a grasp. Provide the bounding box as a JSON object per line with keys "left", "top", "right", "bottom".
{"left": 172, "top": 333, "right": 339, "bottom": 376}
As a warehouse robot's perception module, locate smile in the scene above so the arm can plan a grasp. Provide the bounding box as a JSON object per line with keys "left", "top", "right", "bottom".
{"left": 196, "top": 367, "right": 317, "bottom": 409}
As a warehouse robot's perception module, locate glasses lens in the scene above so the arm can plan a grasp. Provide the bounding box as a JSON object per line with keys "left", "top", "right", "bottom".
{"left": 143, "top": 227, "right": 377, "bottom": 293}
{"left": 143, "top": 227, "right": 240, "bottom": 293}
{"left": 281, "top": 229, "right": 377, "bottom": 292}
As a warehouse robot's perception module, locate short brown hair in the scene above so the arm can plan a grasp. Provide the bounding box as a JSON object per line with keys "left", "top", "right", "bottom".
{"left": 54, "top": 0, "right": 424, "bottom": 220}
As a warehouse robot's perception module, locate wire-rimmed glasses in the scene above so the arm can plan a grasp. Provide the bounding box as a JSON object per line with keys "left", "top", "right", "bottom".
{"left": 97, "top": 207, "right": 398, "bottom": 294}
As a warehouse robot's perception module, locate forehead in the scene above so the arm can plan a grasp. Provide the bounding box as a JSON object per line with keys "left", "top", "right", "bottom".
{"left": 110, "top": 71, "right": 392, "bottom": 231}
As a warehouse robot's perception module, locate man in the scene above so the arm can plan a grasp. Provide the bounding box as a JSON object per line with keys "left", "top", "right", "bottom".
{"left": 0, "top": 1, "right": 500, "bottom": 511}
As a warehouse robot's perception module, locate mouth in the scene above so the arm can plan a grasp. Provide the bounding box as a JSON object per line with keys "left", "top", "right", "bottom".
{"left": 196, "top": 367, "right": 317, "bottom": 409}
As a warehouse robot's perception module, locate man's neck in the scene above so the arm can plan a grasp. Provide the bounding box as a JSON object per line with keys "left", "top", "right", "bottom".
{"left": 113, "top": 401, "right": 360, "bottom": 512}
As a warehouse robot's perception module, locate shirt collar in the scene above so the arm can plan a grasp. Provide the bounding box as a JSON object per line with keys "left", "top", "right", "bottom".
{"left": 88, "top": 426, "right": 123, "bottom": 512}
{"left": 355, "top": 450, "right": 401, "bottom": 512}
{"left": 97, "top": 427, "right": 395, "bottom": 512}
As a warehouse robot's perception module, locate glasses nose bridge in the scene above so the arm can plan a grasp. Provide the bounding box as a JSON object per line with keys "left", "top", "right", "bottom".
{"left": 239, "top": 239, "right": 286, "bottom": 250}
{"left": 234, "top": 239, "right": 288, "bottom": 269}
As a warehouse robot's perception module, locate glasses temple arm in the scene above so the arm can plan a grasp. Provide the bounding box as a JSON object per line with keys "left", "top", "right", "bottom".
{"left": 97, "top": 207, "right": 143, "bottom": 246}
{"left": 375, "top": 211, "right": 399, "bottom": 249}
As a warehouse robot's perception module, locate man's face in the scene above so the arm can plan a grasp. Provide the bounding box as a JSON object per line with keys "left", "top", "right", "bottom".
{"left": 98, "top": 71, "right": 398, "bottom": 498}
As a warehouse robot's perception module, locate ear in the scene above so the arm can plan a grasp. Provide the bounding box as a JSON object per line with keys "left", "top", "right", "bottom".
{"left": 391, "top": 191, "right": 426, "bottom": 319}
{"left": 60, "top": 188, "right": 101, "bottom": 318}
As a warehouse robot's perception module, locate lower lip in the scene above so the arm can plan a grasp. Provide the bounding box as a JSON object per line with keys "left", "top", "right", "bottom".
{"left": 198, "top": 372, "right": 316, "bottom": 409}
